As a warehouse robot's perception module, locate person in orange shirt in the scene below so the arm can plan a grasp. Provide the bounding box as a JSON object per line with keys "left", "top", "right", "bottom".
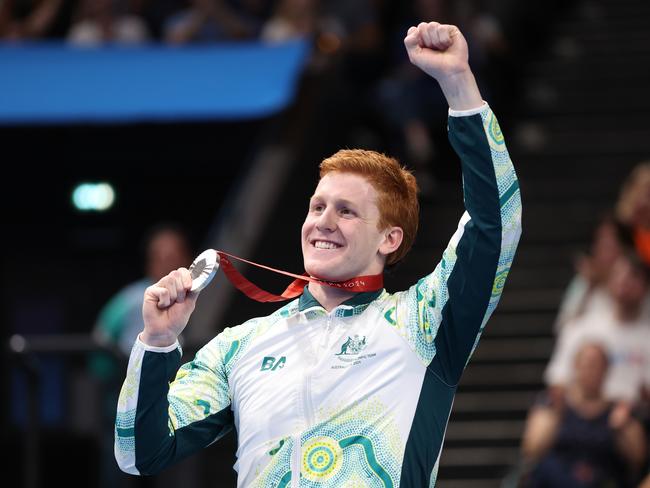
{"left": 617, "top": 162, "right": 650, "bottom": 265}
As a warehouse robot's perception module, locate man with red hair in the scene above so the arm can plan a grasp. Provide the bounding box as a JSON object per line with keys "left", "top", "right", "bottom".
{"left": 115, "top": 21, "right": 522, "bottom": 487}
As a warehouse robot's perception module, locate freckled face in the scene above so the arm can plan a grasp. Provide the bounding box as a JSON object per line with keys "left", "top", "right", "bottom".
{"left": 301, "top": 173, "right": 389, "bottom": 281}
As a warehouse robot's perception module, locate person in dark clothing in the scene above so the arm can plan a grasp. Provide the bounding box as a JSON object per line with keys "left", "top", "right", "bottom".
{"left": 522, "top": 343, "right": 647, "bottom": 487}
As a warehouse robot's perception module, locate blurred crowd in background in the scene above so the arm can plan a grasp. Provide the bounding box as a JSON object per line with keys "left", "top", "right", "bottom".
{"left": 0, "top": 0, "right": 509, "bottom": 49}
{"left": 518, "top": 162, "right": 650, "bottom": 487}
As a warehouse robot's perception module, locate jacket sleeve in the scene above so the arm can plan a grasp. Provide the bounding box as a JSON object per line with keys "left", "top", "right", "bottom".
{"left": 114, "top": 334, "right": 234, "bottom": 475}
{"left": 393, "top": 103, "right": 522, "bottom": 385}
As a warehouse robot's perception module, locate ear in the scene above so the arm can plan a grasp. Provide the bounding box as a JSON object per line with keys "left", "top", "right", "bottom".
{"left": 378, "top": 226, "right": 404, "bottom": 257}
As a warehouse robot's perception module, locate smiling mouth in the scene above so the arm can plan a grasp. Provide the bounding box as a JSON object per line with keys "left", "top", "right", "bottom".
{"left": 311, "top": 240, "right": 342, "bottom": 250}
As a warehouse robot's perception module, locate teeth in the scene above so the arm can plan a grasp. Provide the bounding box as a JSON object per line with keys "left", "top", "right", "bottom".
{"left": 314, "top": 241, "right": 340, "bottom": 249}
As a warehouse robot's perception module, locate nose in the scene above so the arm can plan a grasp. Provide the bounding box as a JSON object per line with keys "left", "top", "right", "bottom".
{"left": 316, "top": 207, "right": 337, "bottom": 232}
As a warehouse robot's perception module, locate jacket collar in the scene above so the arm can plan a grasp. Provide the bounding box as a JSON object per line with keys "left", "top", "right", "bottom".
{"left": 298, "top": 285, "right": 384, "bottom": 315}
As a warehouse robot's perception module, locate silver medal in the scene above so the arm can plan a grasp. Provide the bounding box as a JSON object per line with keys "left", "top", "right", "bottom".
{"left": 189, "top": 249, "right": 220, "bottom": 293}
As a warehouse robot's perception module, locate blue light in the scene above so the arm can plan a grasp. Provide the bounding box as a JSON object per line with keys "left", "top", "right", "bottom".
{"left": 72, "top": 182, "right": 115, "bottom": 212}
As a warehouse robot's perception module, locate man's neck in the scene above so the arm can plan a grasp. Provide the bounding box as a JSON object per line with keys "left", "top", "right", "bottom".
{"left": 308, "top": 282, "right": 358, "bottom": 312}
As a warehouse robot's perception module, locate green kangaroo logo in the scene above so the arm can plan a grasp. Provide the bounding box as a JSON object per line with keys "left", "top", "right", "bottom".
{"left": 336, "top": 335, "right": 367, "bottom": 355}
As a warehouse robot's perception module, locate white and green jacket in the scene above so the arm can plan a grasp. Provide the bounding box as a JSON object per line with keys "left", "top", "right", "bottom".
{"left": 115, "top": 103, "right": 522, "bottom": 487}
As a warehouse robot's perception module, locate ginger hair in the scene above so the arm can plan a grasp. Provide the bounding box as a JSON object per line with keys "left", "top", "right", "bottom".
{"left": 319, "top": 149, "right": 419, "bottom": 266}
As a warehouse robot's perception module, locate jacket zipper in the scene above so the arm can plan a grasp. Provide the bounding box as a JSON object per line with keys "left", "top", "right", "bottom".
{"left": 295, "top": 313, "right": 334, "bottom": 486}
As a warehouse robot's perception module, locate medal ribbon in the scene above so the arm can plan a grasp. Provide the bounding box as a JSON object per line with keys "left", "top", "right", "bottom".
{"left": 216, "top": 251, "right": 383, "bottom": 303}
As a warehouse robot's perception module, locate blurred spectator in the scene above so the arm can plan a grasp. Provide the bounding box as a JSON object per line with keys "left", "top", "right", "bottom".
{"left": 91, "top": 223, "right": 192, "bottom": 367}
{"left": 262, "top": 0, "right": 381, "bottom": 75}
{"left": 545, "top": 250, "right": 650, "bottom": 406}
{"left": 318, "top": 0, "right": 380, "bottom": 57}
{"left": 0, "top": 0, "right": 71, "bottom": 40}
{"left": 260, "top": 0, "right": 316, "bottom": 43}
{"left": 66, "top": 0, "right": 150, "bottom": 46}
{"left": 163, "top": 0, "right": 264, "bottom": 44}
{"left": 89, "top": 223, "right": 192, "bottom": 488}
{"left": 522, "top": 343, "right": 647, "bottom": 487}
{"left": 554, "top": 214, "right": 624, "bottom": 333}
{"left": 617, "top": 162, "right": 650, "bottom": 266}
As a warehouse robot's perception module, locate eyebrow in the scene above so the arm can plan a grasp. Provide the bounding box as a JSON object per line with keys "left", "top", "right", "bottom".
{"left": 309, "top": 196, "right": 359, "bottom": 208}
